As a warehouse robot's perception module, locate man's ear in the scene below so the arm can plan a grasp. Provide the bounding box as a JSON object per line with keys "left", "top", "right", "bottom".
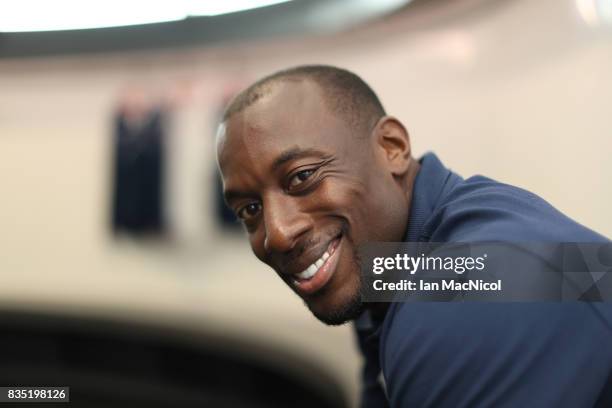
{"left": 373, "top": 116, "right": 411, "bottom": 176}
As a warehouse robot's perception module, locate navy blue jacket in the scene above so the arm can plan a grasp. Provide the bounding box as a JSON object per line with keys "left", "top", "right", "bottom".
{"left": 356, "top": 153, "right": 612, "bottom": 408}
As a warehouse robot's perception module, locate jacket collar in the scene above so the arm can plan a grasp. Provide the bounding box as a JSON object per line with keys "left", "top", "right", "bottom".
{"left": 404, "top": 152, "right": 462, "bottom": 242}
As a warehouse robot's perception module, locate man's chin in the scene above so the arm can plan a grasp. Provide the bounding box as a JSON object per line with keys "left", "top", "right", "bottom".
{"left": 305, "top": 294, "right": 364, "bottom": 326}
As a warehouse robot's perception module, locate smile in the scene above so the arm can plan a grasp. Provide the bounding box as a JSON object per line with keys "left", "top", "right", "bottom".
{"left": 292, "top": 235, "right": 342, "bottom": 296}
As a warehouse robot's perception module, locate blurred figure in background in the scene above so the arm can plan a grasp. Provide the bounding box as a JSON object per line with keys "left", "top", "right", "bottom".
{"left": 111, "top": 87, "right": 166, "bottom": 237}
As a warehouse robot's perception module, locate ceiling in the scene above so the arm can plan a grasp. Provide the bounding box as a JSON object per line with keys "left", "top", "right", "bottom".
{"left": 0, "top": 0, "right": 413, "bottom": 58}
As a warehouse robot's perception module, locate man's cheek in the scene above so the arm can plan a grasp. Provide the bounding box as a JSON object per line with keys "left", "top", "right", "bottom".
{"left": 315, "top": 176, "right": 365, "bottom": 208}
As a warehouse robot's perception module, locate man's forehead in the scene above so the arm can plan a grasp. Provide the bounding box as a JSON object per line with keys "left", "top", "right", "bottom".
{"left": 231, "top": 80, "right": 327, "bottom": 131}
{"left": 218, "top": 81, "right": 337, "bottom": 159}
{"left": 219, "top": 112, "right": 298, "bottom": 166}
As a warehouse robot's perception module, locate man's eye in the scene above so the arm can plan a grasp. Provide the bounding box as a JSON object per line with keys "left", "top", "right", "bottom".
{"left": 288, "top": 169, "right": 315, "bottom": 189}
{"left": 237, "top": 203, "right": 261, "bottom": 221}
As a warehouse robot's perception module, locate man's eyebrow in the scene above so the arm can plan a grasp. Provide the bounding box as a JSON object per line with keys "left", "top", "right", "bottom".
{"left": 223, "top": 189, "right": 255, "bottom": 206}
{"left": 223, "top": 148, "right": 328, "bottom": 205}
{"left": 272, "top": 147, "right": 327, "bottom": 171}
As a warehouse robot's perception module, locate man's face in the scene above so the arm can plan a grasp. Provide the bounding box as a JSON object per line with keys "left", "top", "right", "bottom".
{"left": 217, "top": 80, "right": 408, "bottom": 325}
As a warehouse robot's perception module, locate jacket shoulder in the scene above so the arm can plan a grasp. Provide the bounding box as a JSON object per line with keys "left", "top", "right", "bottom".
{"left": 425, "top": 176, "right": 606, "bottom": 242}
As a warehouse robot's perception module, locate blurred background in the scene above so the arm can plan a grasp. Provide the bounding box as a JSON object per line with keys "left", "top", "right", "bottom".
{"left": 1, "top": 0, "right": 611, "bottom": 406}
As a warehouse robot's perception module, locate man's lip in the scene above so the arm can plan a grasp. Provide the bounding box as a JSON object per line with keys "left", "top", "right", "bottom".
{"left": 280, "top": 233, "right": 342, "bottom": 278}
{"left": 291, "top": 235, "right": 342, "bottom": 296}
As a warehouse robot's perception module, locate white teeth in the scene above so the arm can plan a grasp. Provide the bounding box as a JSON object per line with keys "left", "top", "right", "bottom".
{"left": 307, "top": 264, "right": 318, "bottom": 275}
{"left": 296, "top": 251, "right": 330, "bottom": 280}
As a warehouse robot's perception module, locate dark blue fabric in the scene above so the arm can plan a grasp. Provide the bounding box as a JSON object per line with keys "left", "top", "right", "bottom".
{"left": 356, "top": 153, "right": 612, "bottom": 408}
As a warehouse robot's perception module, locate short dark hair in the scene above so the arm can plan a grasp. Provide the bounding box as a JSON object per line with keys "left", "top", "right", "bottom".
{"left": 222, "top": 65, "right": 386, "bottom": 133}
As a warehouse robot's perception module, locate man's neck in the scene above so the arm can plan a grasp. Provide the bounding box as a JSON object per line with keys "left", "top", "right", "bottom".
{"left": 401, "top": 157, "right": 421, "bottom": 239}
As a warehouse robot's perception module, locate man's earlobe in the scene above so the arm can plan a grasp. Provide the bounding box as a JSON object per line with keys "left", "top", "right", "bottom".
{"left": 374, "top": 116, "right": 411, "bottom": 176}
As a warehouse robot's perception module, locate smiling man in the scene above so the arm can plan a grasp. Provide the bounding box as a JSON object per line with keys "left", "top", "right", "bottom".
{"left": 217, "top": 67, "right": 418, "bottom": 325}
{"left": 216, "top": 65, "right": 612, "bottom": 408}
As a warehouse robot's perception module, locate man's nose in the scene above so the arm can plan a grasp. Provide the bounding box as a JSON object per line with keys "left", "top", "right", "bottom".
{"left": 263, "top": 193, "right": 311, "bottom": 254}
